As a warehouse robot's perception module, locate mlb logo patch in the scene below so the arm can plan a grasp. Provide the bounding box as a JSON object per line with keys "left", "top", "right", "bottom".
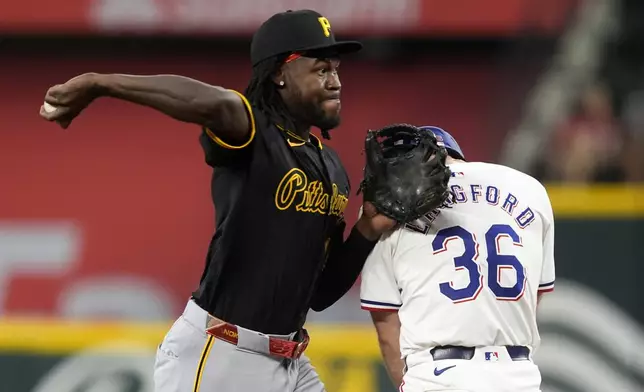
{"left": 485, "top": 352, "right": 499, "bottom": 362}
{"left": 451, "top": 171, "right": 465, "bottom": 177}
{"left": 435, "top": 134, "right": 445, "bottom": 147}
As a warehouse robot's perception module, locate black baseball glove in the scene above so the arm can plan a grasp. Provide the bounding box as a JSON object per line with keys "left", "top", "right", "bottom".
{"left": 358, "top": 124, "right": 452, "bottom": 223}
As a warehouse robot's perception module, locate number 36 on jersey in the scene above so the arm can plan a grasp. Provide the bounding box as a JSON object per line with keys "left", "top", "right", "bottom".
{"left": 432, "top": 224, "right": 526, "bottom": 303}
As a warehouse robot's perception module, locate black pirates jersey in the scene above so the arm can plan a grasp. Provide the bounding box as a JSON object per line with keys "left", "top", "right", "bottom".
{"left": 192, "top": 90, "right": 351, "bottom": 334}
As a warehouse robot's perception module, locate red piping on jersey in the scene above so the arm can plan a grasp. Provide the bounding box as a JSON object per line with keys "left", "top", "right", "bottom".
{"left": 360, "top": 306, "right": 399, "bottom": 312}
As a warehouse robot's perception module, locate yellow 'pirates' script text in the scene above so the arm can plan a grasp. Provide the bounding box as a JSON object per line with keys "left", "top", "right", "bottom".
{"left": 275, "top": 168, "right": 348, "bottom": 217}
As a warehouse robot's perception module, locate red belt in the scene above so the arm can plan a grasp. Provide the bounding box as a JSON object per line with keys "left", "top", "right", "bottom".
{"left": 205, "top": 321, "right": 310, "bottom": 359}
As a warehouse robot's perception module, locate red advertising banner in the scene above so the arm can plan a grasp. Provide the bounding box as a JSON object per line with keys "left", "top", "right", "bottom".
{"left": 0, "top": 0, "right": 578, "bottom": 36}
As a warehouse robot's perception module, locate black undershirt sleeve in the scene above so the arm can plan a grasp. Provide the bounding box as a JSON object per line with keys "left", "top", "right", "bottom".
{"left": 310, "top": 223, "right": 378, "bottom": 312}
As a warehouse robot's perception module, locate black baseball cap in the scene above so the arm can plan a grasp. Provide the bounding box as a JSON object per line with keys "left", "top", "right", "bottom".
{"left": 250, "top": 9, "right": 363, "bottom": 66}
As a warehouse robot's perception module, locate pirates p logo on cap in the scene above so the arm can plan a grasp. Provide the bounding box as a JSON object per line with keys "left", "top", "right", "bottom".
{"left": 318, "top": 17, "right": 331, "bottom": 37}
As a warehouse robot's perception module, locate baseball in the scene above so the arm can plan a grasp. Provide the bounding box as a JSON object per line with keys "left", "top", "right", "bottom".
{"left": 43, "top": 102, "right": 58, "bottom": 113}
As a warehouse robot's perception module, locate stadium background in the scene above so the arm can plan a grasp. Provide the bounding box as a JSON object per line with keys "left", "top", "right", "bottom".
{"left": 1, "top": 0, "right": 644, "bottom": 391}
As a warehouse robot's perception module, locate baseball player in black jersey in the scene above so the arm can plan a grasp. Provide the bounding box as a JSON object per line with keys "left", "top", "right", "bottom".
{"left": 40, "top": 9, "right": 397, "bottom": 392}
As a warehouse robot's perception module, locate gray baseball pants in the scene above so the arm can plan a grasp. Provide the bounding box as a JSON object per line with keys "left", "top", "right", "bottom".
{"left": 153, "top": 299, "right": 325, "bottom": 392}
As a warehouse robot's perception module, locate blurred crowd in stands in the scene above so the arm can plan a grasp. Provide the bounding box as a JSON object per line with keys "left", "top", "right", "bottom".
{"left": 533, "top": 82, "right": 644, "bottom": 183}
{"left": 532, "top": 0, "right": 644, "bottom": 184}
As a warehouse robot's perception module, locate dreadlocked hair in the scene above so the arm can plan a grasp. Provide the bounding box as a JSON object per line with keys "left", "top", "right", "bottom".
{"left": 244, "top": 54, "right": 332, "bottom": 140}
{"left": 244, "top": 54, "right": 296, "bottom": 135}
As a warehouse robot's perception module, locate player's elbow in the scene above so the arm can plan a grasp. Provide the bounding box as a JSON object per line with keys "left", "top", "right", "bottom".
{"left": 375, "top": 329, "right": 396, "bottom": 348}
{"left": 310, "top": 299, "right": 331, "bottom": 312}
{"left": 310, "top": 303, "right": 327, "bottom": 312}
{"left": 309, "top": 292, "right": 335, "bottom": 312}
{"left": 310, "top": 286, "right": 348, "bottom": 312}
{"left": 202, "top": 90, "right": 253, "bottom": 146}
{"left": 309, "top": 288, "right": 327, "bottom": 312}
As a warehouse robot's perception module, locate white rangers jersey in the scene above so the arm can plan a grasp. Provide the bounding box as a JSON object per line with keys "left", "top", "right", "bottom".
{"left": 360, "top": 162, "right": 555, "bottom": 358}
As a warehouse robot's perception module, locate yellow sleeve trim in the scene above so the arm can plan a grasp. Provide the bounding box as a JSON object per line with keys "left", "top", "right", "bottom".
{"left": 204, "top": 89, "right": 256, "bottom": 150}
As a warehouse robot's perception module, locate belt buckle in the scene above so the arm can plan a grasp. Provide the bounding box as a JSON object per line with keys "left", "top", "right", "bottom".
{"left": 292, "top": 339, "right": 307, "bottom": 358}
{"left": 291, "top": 331, "right": 310, "bottom": 359}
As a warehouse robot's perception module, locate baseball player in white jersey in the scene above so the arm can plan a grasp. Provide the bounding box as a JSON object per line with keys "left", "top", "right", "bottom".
{"left": 360, "top": 126, "right": 555, "bottom": 392}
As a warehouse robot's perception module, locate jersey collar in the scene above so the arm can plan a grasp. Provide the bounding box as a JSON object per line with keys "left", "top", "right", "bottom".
{"left": 276, "top": 124, "right": 323, "bottom": 149}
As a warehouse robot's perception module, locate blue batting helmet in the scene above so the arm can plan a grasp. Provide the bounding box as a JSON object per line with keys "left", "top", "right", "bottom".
{"left": 419, "top": 126, "right": 465, "bottom": 160}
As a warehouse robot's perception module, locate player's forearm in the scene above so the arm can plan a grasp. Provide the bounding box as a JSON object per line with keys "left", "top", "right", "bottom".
{"left": 379, "top": 341, "right": 405, "bottom": 387}
{"left": 93, "top": 73, "right": 249, "bottom": 142}
{"left": 310, "top": 226, "right": 378, "bottom": 311}
{"left": 372, "top": 312, "right": 404, "bottom": 388}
